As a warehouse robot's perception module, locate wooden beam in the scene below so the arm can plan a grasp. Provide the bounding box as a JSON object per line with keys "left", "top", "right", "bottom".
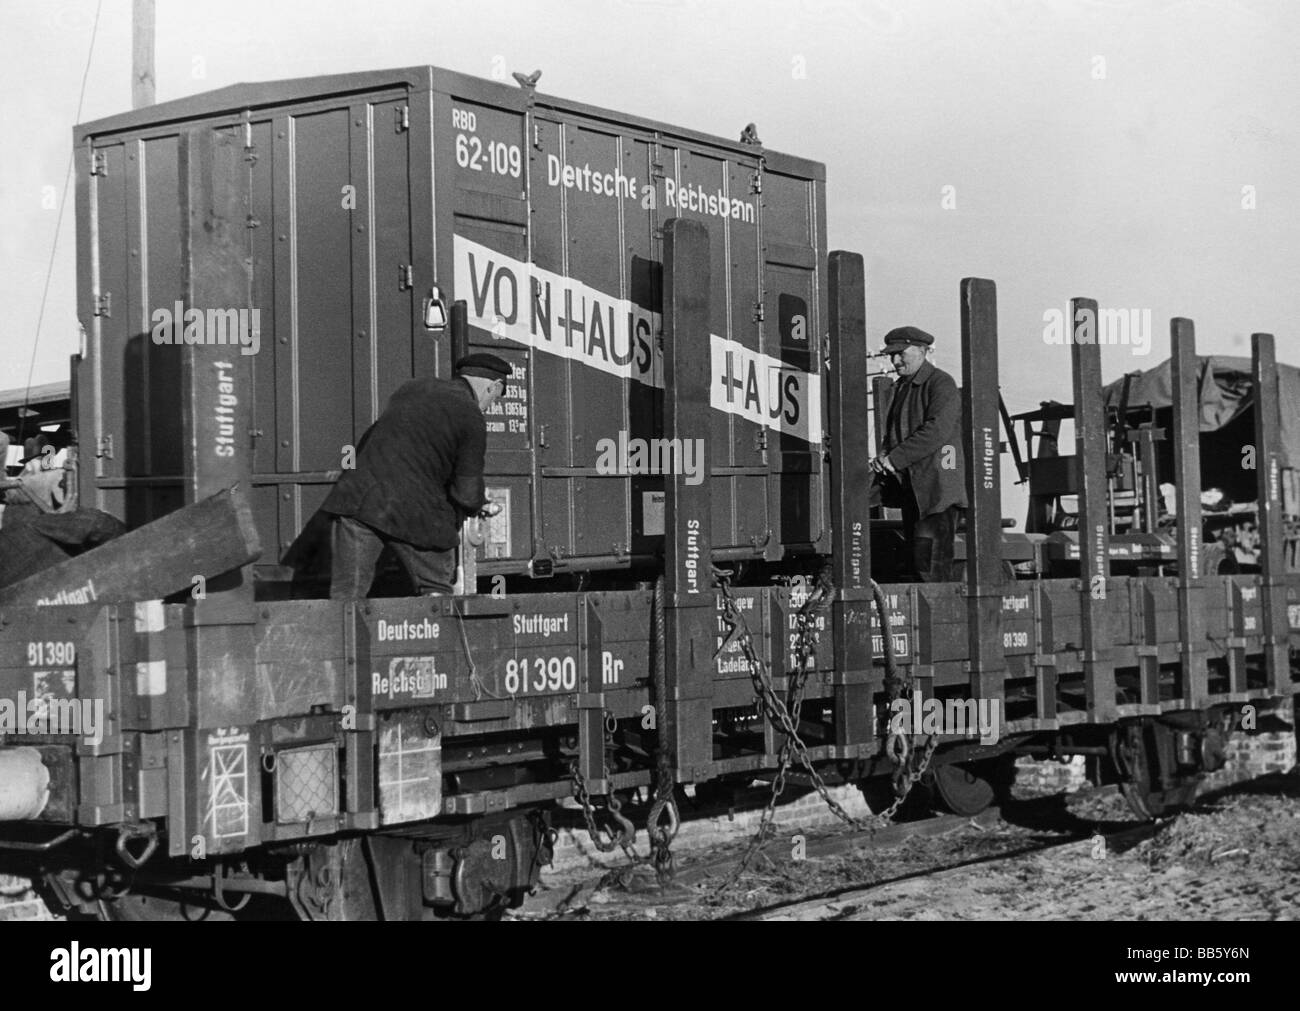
{"left": 826, "top": 250, "right": 874, "bottom": 751}
{"left": 1070, "top": 297, "right": 1116, "bottom": 721}
{"left": 0, "top": 486, "right": 260, "bottom": 610}
{"left": 961, "top": 278, "right": 1008, "bottom": 705}
{"left": 662, "top": 217, "right": 715, "bottom": 779}
{"left": 132, "top": 0, "right": 156, "bottom": 110}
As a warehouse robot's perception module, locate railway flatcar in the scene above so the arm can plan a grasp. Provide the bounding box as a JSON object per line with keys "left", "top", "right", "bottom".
{"left": 0, "top": 65, "right": 1296, "bottom": 921}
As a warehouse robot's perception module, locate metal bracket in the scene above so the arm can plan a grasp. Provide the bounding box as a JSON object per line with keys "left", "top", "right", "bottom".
{"left": 91, "top": 150, "right": 108, "bottom": 177}
{"left": 394, "top": 105, "right": 410, "bottom": 133}
{"left": 94, "top": 292, "right": 112, "bottom": 318}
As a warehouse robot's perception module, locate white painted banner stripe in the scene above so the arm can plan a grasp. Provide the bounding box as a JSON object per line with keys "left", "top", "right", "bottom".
{"left": 453, "top": 234, "right": 822, "bottom": 445}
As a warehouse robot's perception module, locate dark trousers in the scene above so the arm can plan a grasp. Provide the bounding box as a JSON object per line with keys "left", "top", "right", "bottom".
{"left": 901, "top": 496, "right": 960, "bottom": 583}
{"left": 330, "top": 515, "right": 457, "bottom": 598}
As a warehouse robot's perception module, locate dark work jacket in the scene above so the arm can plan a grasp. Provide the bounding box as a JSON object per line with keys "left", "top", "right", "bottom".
{"left": 882, "top": 360, "right": 968, "bottom": 517}
{"left": 321, "top": 377, "right": 488, "bottom": 549}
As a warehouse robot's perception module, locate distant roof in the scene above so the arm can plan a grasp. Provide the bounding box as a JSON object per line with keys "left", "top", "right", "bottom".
{"left": 0, "top": 381, "right": 70, "bottom": 412}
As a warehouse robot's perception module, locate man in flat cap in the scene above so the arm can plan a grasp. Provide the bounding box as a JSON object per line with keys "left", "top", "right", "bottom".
{"left": 323, "top": 353, "right": 511, "bottom": 597}
{"left": 870, "top": 326, "right": 967, "bottom": 581}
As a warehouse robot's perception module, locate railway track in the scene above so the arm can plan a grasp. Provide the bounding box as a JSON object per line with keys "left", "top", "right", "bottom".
{"left": 728, "top": 809, "right": 1163, "bottom": 921}
{"left": 514, "top": 783, "right": 1166, "bottom": 919}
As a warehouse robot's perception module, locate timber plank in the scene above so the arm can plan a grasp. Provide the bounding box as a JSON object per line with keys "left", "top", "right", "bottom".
{"left": 0, "top": 486, "right": 259, "bottom": 609}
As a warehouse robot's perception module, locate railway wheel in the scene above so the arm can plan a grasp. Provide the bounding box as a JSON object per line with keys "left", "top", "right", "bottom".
{"left": 1112, "top": 719, "right": 1204, "bottom": 820}
{"left": 932, "top": 763, "right": 997, "bottom": 816}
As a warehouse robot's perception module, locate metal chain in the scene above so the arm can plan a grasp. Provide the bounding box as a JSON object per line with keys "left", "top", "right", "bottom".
{"left": 570, "top": 766, "right": 636, "bottom": 856}
{"left": 711, "top": 567, "right": 936, "bottom": 894}
{"left": 569, "top": 576, "right": 679, "bottom": 886}
{"left": 573, "top": 564, "right": 938, "bottom": 897}
{"left": 643, "top": 575, "right": 680, "bottom": 882}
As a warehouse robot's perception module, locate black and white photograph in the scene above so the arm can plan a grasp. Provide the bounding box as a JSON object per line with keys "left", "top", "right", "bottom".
{"left": 0, "top": 0, "right": 1296, "bottom": 984}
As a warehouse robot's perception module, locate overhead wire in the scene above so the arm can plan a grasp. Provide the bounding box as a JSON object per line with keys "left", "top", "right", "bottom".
{"left": 16, "top": 0, "right": 105, "bottom": 448}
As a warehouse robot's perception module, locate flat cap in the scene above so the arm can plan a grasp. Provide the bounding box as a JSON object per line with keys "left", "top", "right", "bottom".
{"left": 455, "top": 353, "right": 512, "bottom": 380}
{"left": 882, "top": 326, "right": 936, "bottom": 353}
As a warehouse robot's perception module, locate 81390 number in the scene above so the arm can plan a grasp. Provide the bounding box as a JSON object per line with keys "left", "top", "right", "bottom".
{"left": 504, "top": 656, "right": 577, "bottom": 695}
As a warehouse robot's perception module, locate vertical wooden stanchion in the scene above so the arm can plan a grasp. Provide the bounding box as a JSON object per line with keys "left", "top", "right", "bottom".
{"left": 1170, "top": 319, "right": 1208, "bottom": 706}
{"left": 662, "top": 218, "right": 715, "bottom": 779}
{"left": 1070, "top": 298, "right": 1117, "bottom": 721}
{"left": 826, "top": 251, "right": 874, "bottom": 751}
{"left": 961, "top": 279, "right": 1008, "bottom": 706}
{"left": 179, "top": 124, "right": 262, "bottom": 854}
{"left": 1251, "top": 333, "right": 1290, "bottom": 697}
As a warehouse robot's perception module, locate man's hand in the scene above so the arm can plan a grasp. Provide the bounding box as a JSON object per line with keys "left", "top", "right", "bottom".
{"left": 869, "top": 455, "right": 897, "bottom": 477}
{"left": 477, "top": 500, "right": 503, "bottom": 519}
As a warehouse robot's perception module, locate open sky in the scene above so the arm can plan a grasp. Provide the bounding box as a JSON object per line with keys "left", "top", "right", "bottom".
{"left": 1, "top": 0, "right": 1296, "bottom": 520}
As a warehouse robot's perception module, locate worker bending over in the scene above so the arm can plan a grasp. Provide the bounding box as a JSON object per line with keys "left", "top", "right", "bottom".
{"left": 323, "top": 353, "right": 510, "bottom": 597}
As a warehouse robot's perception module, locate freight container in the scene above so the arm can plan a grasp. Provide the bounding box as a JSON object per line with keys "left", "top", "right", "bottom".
{"left": 73, "top": 65, "right": 829, "bottom": 587}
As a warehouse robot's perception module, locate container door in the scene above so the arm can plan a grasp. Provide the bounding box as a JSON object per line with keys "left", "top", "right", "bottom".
{"left": 439, "top": 93, "right": 533, "bottom": 570}
{"left": 87, "top": 142, "right": 129, "bottom": 522}
{"left": 657, "top": 142, "right": 768, "bottom": 555}
{"left": 762, "top": 169, "right": 823, "bottom": 549}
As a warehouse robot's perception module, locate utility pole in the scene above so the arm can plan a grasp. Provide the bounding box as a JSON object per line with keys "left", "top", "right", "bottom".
{"left": 132, "top": 0, "right": 155, "bottom": 109}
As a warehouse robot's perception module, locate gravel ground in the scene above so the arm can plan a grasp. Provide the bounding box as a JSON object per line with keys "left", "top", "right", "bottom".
{"left": 511, "top": 771, "right": 1300, "bottom": 921}
{"left": 7, "top": 767, "right": 1296, "bottom": 923}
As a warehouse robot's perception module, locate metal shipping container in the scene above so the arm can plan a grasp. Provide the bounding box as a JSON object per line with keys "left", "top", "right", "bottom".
{"left": 74, "top": 66, "right": 829, "bottom": 584}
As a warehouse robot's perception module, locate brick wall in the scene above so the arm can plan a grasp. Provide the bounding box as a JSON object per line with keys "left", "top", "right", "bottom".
{"left": 0, "top": 875, "right": 56, "bottom": 921}
{"left": 1013, "top": 698, "right": 1298, "bottom": 798}
{"left": 1013, "top": 754, "right": 1090, "bottom": 796}
{"left": 1200, "top": 699, "right": 1298, "bottom": 792}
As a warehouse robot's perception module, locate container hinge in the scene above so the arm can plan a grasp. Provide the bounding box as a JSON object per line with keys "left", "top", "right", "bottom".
{"left": 752, "top": 301, "right": 765, "bottom": 323}
{"left": 96, "top": 434, "right": 114, "bottom": 460}
{"left": 399, "top": 264, "right": 413, "bottom": 290}
{"left": 90, "top": 150, "right": 108, "bottom": 177}
{"left": 538, "top": 424, "right": 547, "bottom": 448}
{"left": 245, "top": 214, "right": 261, "bottom": 229}
{"left": 754, "top": 429, "right": 768, "bottom": 453}
{"left": 395, "top": 105, "right": 410, "bottom": 133}
{"left": 94, "top": 292, "right": 112, "bottom": 318}
{"left": 532, "top": 122, "right": 543, "bottom": 150}
{"left": 749, "top": 170, "right": 762, "bottom": 194}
